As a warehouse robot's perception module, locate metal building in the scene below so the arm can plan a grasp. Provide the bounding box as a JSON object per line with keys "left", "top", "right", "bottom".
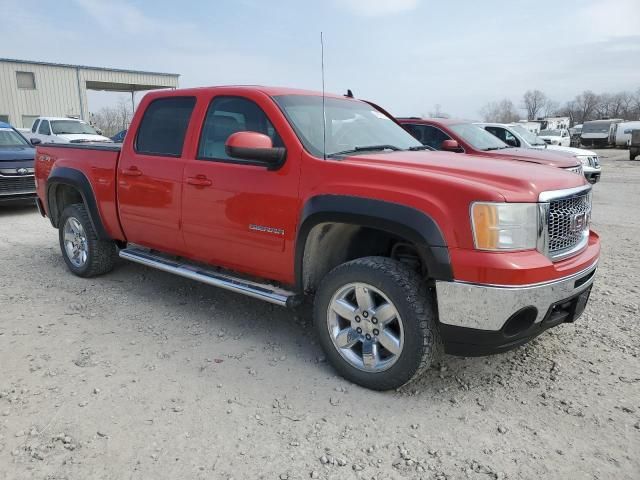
{"left": 0, "top": 58, "right": 179, "bottom": 129}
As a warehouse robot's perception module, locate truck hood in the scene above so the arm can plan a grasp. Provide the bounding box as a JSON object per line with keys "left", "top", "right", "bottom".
{"left": 0, "top": 146, "right": 36, "bottom": 162}
{"left": 56, "top": 133, "right": 113, "bottom": 143}
{"left": 483, "top": 147, "right": 579, "bottom": 167}
{"left": 343, "top": 150, "right": 586, "bottom": 202}
{"left": 545, "top": 145, "right": 597, "bottom": 156}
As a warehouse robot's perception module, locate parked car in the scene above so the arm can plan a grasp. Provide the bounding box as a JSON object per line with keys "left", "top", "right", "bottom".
{"left": 34, "top": 86, "right": 599, "bottom": 391}
{"left": 476, "top": 122, "right": 602, "bottom": 184}
{"left": 397, "top": 118, "right": 583, "bottom": 174}
{"left": 569, "top": 124, "right": 582, "bottom": 147}
{"left": 0, "top": 121, "right": 38, "bottom": 203}
{"left": 30, "top": 117, "right": 112, "bottom": 144}
{"left": 111, "top": 130, "right": 127, "bottom": 143}
{"left": 614, "top": 121, "right": 640, "bottom": 147}
{"left": 538, "top": 128, "right": 571, "bottom": 147}
{"left": 630, "top": 129, "right": 640, "bottom": 160}
{"left": 580, "top": 119, "right": 623, "bottom": 148}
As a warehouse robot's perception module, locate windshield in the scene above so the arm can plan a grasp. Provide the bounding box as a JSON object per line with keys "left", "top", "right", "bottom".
{"left": 582, "top": 122, "right": 610, "bottom": 134}
{"left": 449, "top": 123, "right": 508, "bottom": 151}
{"left": 51, "top": 120, "right": 98, "bottom": 135}
{"left": 539, "top": 129, "right": 561, "bottom": 136}
{"left": 0, "top": 128, "right": 30, "bottom": 147}
{"left": 510, "top": 124, "right": 546, "bottom": 146}
{"left": 273, "top": 95, "right": 421, "bottom": 157}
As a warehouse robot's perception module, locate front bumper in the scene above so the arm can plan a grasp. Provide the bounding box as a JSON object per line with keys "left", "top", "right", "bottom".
{"left": 583, "top": 166, "right": 601, "bottom": 184}
{"left": 436, "top": 260, "right": 597, "bottom": 356}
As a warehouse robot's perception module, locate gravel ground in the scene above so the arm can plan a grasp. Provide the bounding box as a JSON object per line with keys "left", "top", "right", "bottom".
{"left": 0, "top": 149, "right": 638, "bottom": 480}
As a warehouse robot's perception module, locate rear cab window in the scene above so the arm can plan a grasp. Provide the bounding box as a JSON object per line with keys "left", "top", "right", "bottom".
{"left": 135, "top": 97, "right": 196, "bottom": 156}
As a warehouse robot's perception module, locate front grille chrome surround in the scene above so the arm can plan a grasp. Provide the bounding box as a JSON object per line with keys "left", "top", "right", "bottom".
{"left": 538, "top": 185, "right": 592, "bottom": 261}
{"left": 565, "top": 165, "right": 584, "bottom": 175}
{"left": 0, "top": 173, "right": 36, "bottom": 196}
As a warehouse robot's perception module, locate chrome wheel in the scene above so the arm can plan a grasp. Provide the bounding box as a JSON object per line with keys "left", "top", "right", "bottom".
{"left": 63, "top": 217, "right": 88, "bottom": 268}
{"left": 327, "top": 282, "right": 404, "bottom": 372}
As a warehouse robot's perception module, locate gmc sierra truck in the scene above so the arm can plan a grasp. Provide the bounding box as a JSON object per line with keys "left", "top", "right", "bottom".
{"left": 35, "top": 86, "right": 600, "bottom": 390}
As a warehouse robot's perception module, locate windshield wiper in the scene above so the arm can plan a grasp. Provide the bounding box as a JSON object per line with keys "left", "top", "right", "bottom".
{"left": 484, "top": 146, "right": 509, "bottom": 151}
{"left": 408, "top": 145, "right": 433, "bottom": 151}
{"left": 328, "top": 144, "right": 401, "bottom": 157}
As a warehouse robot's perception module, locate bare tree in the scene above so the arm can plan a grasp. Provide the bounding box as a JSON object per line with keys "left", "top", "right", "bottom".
{"left": 428, "top": 104, "right": 449, "bottom": 118}
{"left": 573, "top": 90, "right": 600, "bottom": 123}
{"left": 522, "top": 90, "right": 548, "bottom": 120}
{"left": 480, "top": 99, "right": 520, "bottom": 123}
{"left": 90, "top": 99, "right": 133, "bottom": 138}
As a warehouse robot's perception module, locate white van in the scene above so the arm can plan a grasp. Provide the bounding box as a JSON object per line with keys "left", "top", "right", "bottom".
{"left": 30, "top": 117, "right": 112, "bottom": 144}
{"left": 615, "top": 121, "right": 640, "bottom": 147}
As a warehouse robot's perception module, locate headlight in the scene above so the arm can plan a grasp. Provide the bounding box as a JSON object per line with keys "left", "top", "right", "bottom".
{"left": 471, "top": 202, "right": 539, "bottom": 251}
{"left": 577, "top": 156, "right": 590, "bottom": 166}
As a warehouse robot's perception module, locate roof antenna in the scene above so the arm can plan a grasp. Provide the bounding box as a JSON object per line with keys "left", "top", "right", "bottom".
{"left": 346, "top": 89, "right": 354, "bottom": 98}
{"left": 321, "top": 31, "right": 327, "bottom": 160}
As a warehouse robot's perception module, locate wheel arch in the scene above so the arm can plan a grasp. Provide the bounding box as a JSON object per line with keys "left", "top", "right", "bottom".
{"left": 46, "top": 167, "right": 111, "bottom": 240}
{"left": 295, "top": 195, "right": 452, "bottom": 292}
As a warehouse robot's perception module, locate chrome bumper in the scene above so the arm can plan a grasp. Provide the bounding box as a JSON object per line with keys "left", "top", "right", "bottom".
{"left": 435, "top": 261, "right": 598, "bottom": 331}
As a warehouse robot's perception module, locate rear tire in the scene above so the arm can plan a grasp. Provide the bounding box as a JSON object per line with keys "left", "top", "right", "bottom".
{"left": 314, "top": 256, "right": 442, "bottom": 391}
{"left": 58, "top": 203, "right": 116, "bottom": 277}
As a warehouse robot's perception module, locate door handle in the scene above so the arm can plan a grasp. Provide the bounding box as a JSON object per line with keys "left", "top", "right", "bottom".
{"left": 187, "top": 175, "right": 212, "bottom": 187}
{"left": 122, "top": 167, "right": 142, "bottom": 177}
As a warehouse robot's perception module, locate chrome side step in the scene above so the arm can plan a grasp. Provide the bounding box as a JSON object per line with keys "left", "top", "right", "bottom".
{"left": 119, "top": 247, "right": 300, "bottom": 307}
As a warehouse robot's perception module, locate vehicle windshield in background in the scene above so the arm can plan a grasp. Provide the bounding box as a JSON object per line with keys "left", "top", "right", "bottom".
{"left": 51, "top": 120, "right": 98, "bottom": 135}
{"left": 510, "top": 124, "right": 546, "bottom": 146}
{"left": 539, "top": 129, "right": 561, "bottom": 136}
{"left": 0, "top": 128, "right": 31, "bottom": 147}
{"left": 450, "top": 123, "right": 508, "bottom": 151}
{"left": 273, "top": 95, "right": 422, "bottom": 157}
{"left": 582, "top": 122, "right": 610, "bottom": 134}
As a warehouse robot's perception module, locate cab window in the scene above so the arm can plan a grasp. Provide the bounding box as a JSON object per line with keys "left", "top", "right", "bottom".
{"left": 135, "top": 97, "right": 196, "bottom": 156}
{"left": 38, "top": 120, "right": 51, "bottom": 136}
{"left": 198, "top": 96, "right": 283, "bottom": 161}
{"left": 404, "top": 124, "right": 451, "bottom": 150}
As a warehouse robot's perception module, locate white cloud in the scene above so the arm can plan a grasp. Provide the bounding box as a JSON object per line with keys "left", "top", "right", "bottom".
{"left": 336, "top": 0, "right": 420, "bottom": 17}
{"left": 578, "top": 0, "right": 640, "bottom": 39}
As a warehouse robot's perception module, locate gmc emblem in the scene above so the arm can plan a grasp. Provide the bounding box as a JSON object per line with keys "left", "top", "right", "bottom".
{"left": 570, "top": 212, "right": 589, "bottom": 233}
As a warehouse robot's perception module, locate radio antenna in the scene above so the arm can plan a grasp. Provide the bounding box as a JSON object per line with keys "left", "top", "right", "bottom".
{"left": 321, "top": 31, "right": 327, "bottom": 160}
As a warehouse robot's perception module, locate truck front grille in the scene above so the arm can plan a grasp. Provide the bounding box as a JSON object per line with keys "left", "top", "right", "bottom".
{"left": 547, "top": 189, "right": 592, "bottom": 260}
{"left": 0, "top": 175, "right": 36, "bottom": 196}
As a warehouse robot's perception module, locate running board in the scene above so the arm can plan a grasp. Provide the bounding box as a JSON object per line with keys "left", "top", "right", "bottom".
{"left": 119, "top": 247, "right": 300, "bottom": 308}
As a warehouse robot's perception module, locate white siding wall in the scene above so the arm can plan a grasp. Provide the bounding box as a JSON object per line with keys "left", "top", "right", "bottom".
{"left": 0, "top": 60, "right": 179, "bottom": 128}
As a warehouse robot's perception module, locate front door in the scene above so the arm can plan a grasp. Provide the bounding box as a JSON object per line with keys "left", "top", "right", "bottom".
{"left": 117, "top": 96, "right": 196, "bottom": 254}
{"left": 181, "top": 95, "right": 300, "bottom": 283}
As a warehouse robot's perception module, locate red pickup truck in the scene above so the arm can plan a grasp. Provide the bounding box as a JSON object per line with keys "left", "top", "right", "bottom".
{"left": 35, "top": 86, "right": 599, "bottom": 390}
{"left": 397, "top": 117, "right": 584, "bottom": 175}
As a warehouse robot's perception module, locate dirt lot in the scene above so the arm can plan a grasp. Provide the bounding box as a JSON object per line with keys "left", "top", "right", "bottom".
{"left": 0, "top": 149, "right": 638, "bottom": 480}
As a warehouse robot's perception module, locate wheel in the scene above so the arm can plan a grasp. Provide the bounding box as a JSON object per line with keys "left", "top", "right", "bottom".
{"left": 631, "top": 149, "right": 638, "bottom": 161}
{"left": 59, "top": 203, "right": 116, "bottom": 277}
{"left": 314, "top": 256, "right": 442, "bottom": 390}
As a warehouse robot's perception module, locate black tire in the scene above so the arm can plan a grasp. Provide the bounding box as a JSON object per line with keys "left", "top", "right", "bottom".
{"left": 314, "top": 256, "right": 442, "bottom": 391}
{"left": 58, "top": 203, "right": 116, "bottom": 277}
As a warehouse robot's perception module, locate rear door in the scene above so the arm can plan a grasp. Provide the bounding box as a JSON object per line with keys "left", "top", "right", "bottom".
{"left": 117, "top": 96, "right": 196, "bottom": 254}
{"left": 180, "top": 94, "right": 300, "bottom": 282}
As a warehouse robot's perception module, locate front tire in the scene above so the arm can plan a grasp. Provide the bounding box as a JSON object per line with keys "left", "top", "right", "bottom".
{"left": 314, "top": 257, "right": 442, "bottom": 390}
{"left": 59, "top": 203, "right": 116, "bottom": 277}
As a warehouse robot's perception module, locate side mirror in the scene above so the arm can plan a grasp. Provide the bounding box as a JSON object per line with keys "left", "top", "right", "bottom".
{"left": 441, "top": 139, "right": 462, "bottom": 152}
{"left": 30, "top": 138, "right": 42, "bottom": 145}
{"left": 96, "top": 128, "right": 103, "bottom": 136}
{"left": 225, "top": 131, "right": 286, "bottom": 170}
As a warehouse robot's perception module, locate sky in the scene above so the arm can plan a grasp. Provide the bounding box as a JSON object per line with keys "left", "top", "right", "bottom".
{"left": 2, "top": 0, "right": 639, "bottom": 119}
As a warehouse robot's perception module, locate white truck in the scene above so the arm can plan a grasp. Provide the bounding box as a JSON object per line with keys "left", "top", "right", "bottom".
{"left": 29, "top": 117, "right": 112, "bottom": 144}
{"left": 477, "top": 122, "right": 602, "bottom": 183}
{"left": 538, "top": 128, "right": 571, "bottom": 147}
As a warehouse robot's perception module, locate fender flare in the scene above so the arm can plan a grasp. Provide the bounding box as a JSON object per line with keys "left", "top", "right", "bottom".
{"left": 295, "top": 195, "right": 453, "bottom": 289}
{"left": 46, "top": 166, "right": 111, "bottom": 240}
